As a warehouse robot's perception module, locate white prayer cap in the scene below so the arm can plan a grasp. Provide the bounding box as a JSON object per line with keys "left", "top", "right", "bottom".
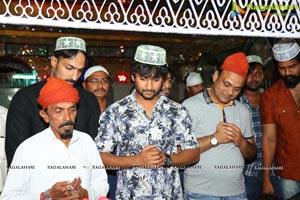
{"left": 247, "top": 55, "right": 263, "bottom": 65}
{"left": 186, "top": 72, "right": 203, "bottom": 87}
{"left": 84, "top": 65, "right": 109, "bottom": 80}
{"left": 272, "top": 39, "right": 300, "bottom": 62}
{"left": 55, "top": 37, "right": 86, "bottom": 52}
{"left": 134, "top": 45, "right": 167, "bottom": 66}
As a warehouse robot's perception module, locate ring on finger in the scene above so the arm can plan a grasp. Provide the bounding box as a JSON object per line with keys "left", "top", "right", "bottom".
{"left": 67, "top": 185, "right": 72, "bottom": 191}
{"left": 71, "top": 189, "right": 76, "bottom": 195}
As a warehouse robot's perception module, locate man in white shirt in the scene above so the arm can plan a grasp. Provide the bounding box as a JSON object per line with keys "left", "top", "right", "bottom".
{"left": 0, "top": 77, "right": 109, "bottom": 200}
{"left": 0, "top": 105, "right": 7, "bottom": 195}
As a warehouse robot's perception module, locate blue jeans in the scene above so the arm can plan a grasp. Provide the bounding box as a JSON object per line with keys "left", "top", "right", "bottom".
{"left": 184, "top": 191, "right": 247, "bottom": 200}
{"left": 107, "top": 170, "right": 117, "bottom": 200}
{"left": 278, "top": 176, "right": 300, "bottom": 199}
{"left": 245, "top": 174, "right": 282, "bottom": 200}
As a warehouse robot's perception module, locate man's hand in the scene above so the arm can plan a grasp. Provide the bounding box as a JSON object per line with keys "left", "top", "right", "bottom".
{"left": 262, "top": 176, "right": 275, "bottom": 196}
{"left": 136, "top": 145, "right": 165, "bottom": 167}
{"left": 223, "top": 123, "right": 245, "bottom": 146}
{"left": 214, "top": 122, "right": 231, "bottom": 144}
{"left": 48, "top": 177, "right": 88, "bottom": 199}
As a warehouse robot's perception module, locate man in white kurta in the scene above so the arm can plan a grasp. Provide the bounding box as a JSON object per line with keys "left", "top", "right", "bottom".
{"left": 0, "top": 77, "right": 109, "bottom": 200}
{"left": 0, "top": 128, "right": 108, "bottom": 200}
{"left": 0, "top": 105, "right": 8, "bottom": 194}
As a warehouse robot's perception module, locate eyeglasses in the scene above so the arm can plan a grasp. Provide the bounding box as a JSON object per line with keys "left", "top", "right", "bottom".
{"left": 85, "top": 78, "right": 109, "bottom": 85}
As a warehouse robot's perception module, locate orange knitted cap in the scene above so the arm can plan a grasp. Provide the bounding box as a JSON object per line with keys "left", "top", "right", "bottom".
{"left": 220, "top": 52, "right": 249, "bottom": 77}
{"left": 38, "top": 77, "right": 79, "bottom": 109}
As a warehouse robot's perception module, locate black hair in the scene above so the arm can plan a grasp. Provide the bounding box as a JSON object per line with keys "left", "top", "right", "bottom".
{"left": 293, "top": 51, "right": 300, "bottom": 62}
{"left": 248, "top": 62, "right": 264, "bottom": 74}
{"left": 216, "top": 68, "right": 223, "bottom": 75}
{"left": 53, "top": 49, "right": 87, "bottom": 59}
{"left": 167, "top": 67, "right": 175, "bottom": 77}
{"left": 167, "top": 67, "right": 176, "bottom": 83}
{"left": 131, "top": 61, "right": 168, "bottom": 80}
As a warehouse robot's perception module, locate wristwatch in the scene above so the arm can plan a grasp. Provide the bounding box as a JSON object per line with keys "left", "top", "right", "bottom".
{"left": 164, "top": 154, "right": 173, "bottom": 167}
{"left": 210, "top": 136, "right": 218, "bottom": 147}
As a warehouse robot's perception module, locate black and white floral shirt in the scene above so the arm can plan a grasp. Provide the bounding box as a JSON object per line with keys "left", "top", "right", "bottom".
{"left": 96, "top": 90, "right": 199, "bottom": 200}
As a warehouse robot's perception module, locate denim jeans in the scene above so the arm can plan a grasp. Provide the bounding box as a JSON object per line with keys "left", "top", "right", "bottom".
{"left": 278, "top": 176, "right": 300, "bottom": 199}
{"left": 184, "top": 191, "right": 247, "bottom": 200}
{"left": 107, "top": 170, "right": 117, "bottom": 200}
{"left": 244, "top": 174, "right": 282, "bottom": 200}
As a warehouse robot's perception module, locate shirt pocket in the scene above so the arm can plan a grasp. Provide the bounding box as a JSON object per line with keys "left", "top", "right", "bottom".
{"left": 274, "top": 106, "right": 295, "bottom": 129}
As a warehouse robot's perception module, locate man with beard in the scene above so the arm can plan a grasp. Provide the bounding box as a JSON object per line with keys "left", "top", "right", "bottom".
{"left": 5, "top": 37, "right": 100, "bottom": 167}
{"left": 182, "top": 52, "right": 256, "bottom": 200}
{"left": 83, "top": 65, "right": 111, "bottom": 113}
{"left": 0, "top": 77, "right": 109, "bottom": 200}
{"left": 240, "top": 55, "right": 281, "bottom": 200}
{"left": 261, "top": 40, "right": 300, "bottom": 199}
{"left": 95, "top": 45, "right": 200, "bottom": 199}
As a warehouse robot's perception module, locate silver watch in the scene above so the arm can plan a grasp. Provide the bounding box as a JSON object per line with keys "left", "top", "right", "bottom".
{"left": 210, "top": 136, "right": 218, "bottom": 147}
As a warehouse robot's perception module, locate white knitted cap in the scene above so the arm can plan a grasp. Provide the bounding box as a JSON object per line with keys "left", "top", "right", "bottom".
{"left": 134, "top": 45, "right": 167, "bottom": 66}
{"left": 186, "top": 72, "right": 203, "bottom": 87}
{"left": 55, "top": 37, "right": 86, "bottom": 52}
{"left": 84, "top": 66, "right": 109, "bottom": 80}
{"left": 247, "top": 55, "right": 263, "bottom": 65}
{"left": 272, "top": 40, "right": 300, "bottom": 61}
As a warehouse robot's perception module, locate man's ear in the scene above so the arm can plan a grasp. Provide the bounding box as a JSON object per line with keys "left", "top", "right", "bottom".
{"left": 50, "top": 56, "right": 57, "bottom": 71}
{"left": 212, "top": 70, "right": 219, "bottom": 83}
{"left": 82, "top": 81, "right": 87, "bottom": 89}
{"left": 39, "top": 110, "right": 49, "bottom": 124}
{"left": 186, "top": 86, "right": 191, "bottom": 93}
{"left": 131, "top": 74, "right": 135, "bottom": 82}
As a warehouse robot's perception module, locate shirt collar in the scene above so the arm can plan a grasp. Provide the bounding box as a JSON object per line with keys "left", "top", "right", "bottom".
{"left": 47, "top": 127, "right": 79, "bottom": 145}
{"left": 203, "top": 87, "right": 235, "bottom": 108}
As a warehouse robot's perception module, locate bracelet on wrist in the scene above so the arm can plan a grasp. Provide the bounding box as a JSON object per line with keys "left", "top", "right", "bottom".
{"left": 44, "top": 189, "right": 52, "bottom": 200}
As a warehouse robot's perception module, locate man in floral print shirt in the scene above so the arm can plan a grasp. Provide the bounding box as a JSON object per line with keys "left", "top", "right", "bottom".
{"left": 95, "top": 45, "right": 200, "bottom": 200}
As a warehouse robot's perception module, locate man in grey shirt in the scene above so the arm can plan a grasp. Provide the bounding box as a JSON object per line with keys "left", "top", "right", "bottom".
{"left": 182, "top": 52, "right": 256, "bottom": 199}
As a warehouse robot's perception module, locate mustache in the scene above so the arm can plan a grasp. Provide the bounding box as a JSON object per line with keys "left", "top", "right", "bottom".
{"left": 59, "top": 121, "right": 74, "bottom": 128}
{"left": 94, "top": 88, "right": 106, "bottom": 93}
{"left": 142, "top": 90, "right": 155, "bottom": 93}
{"left": 249, "top": 80, "right": 259, "bottom": 84}
{"left": 65, "top": 79, "right": 76, "bottom": 85}
{"left": 282, "top": 75, "right": 300, "bottom": 88}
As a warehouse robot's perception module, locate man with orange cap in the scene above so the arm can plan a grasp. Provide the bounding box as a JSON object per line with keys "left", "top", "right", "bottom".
{"left": 1, "top": 77, "right": 109, "bottom": 200}
{"left": 182, "top": 52, "right": 256, "bottom": 199}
